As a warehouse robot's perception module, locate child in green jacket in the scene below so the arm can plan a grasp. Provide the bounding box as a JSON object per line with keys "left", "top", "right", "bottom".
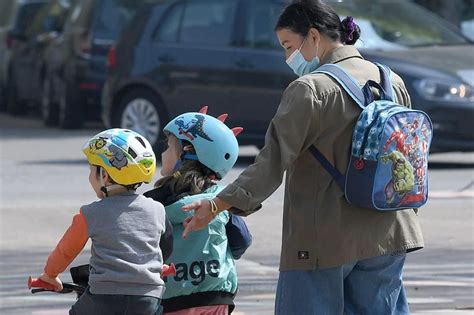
{"left": 144, "top": 107, "right": 251, "bottom": 315}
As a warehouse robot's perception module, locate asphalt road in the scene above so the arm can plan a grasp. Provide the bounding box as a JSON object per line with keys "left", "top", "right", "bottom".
{"left": 0, "top": 113, "right": 473, "bottom": 314}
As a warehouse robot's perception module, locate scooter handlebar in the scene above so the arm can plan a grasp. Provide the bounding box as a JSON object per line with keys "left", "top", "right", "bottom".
{"left": 29, "top": 263, "right": 176, "bottom": 293}
{"left": 28, "top": 276, "right": 58, "bottom": 291}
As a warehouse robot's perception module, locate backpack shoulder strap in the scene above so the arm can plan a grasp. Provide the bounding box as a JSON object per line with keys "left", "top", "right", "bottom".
{"left": 374, "top": 62, "right": 397, "bottom": 103}
{"left": 314, "top": 64, "right": 366, "bottom": 109}
{"left": 308, "top": 146, "right": 345, "bottom": 191}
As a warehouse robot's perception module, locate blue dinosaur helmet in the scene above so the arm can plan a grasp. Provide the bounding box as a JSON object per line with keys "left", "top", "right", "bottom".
{"left": 163, "top": 109, "right": 242, "bottom": 179}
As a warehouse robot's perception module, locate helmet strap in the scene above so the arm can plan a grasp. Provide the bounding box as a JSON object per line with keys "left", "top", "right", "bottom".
{"left": 182, "top": 153, "right": 199, "bottom": 161}
{"left": 99, "top": 167, "right": 108, "bottom": 197}
{"left": 98, "top": 167, "right": 128, "bottom": 197}
{"left": 172, "top": 153, "right": 199, "bottom": 172}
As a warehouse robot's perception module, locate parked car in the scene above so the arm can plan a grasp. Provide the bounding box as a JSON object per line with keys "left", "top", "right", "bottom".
{"left": 0, "top": 0, "right": 48, "bottom": 112}
{"left": 102, "top": 0, "right": 474, "bottom": 153}
{"left": 42, "top": 0, "right": 159, "bottom": 129}
{"left": 5, "top": 0, "right": 74, "bottom": 118}
{"left": 461, "top": 19, "right": 474, "bottom": 41}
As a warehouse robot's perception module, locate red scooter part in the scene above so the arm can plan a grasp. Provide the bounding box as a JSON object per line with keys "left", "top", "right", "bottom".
{"left": 162, "top": 263, "right": 176, "bottom": 277}
{"left": 28, "top": 276, "right": 85, "bottom": 294}
{"left": 28, "top": 276, "right": 58, "bottom": 291}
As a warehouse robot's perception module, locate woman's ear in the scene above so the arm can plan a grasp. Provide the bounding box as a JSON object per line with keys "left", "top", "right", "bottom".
{"left": 308, "top": 27, "right": 321, "bottom": 46}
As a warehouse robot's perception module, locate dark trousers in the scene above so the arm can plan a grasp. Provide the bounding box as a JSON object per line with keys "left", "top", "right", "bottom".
{"left": 70, "top": 288, "right": 163, "bottom": 315}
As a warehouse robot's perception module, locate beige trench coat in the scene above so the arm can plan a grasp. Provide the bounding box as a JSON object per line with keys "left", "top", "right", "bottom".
{"left": 218, "top": 45, "right": 423, "bottom": 271}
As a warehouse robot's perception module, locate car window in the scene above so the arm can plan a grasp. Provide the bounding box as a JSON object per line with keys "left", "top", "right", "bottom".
{"left": 329, "top": 0, "right": 467, "bottom": 49}
{"left": 12, "top": 2, "right": 46, "bottom": 35}
{"left": 243, "top": 1, "right": 285, "bottom": 50}
{"left": 94, "top": 0, "right": 147, "bottom": 40}
{"left": 155, "top": 3, "right": 184, "bottom": 43}
{"left": 0, "top": 0, "right": 14, "bottom": 27}
{"left": 26, "top": 0, "right": 74, "bottom": 36}
{"left": 179, "top": 0, "right": 237, "bottom": 46}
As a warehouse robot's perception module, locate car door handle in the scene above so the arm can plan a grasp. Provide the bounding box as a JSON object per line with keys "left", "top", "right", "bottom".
{"left": 235, "top": 58, "right": 255, "bottom": 69}
{"left": 170, "top": 71, "right": 199, "bottom": 79}
{"left": 158, "top": 54, "right": 175, "bottom": 63}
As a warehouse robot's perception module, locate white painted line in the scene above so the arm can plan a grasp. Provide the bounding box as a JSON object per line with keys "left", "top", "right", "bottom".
{"left": 236, "top": 258, "right": 279, "bottom": 276}
{"left": 405, "top": 263, "right": 474, "bottom": 270}
{"left": 408, "top": 297, "right": 454, "bottom": 304}
{"left": 429, "top": 190, "right": 474, "bottom": 198}
{"left": 405, "top": 275, "right": 474, "bottom": 283}
{"left": 404, "top": 280, "right": 473, "bottom": 287}
{"left": 32, "top": 310, "right": 70, "bottom": 315}
{"left": 413, "top": 312, "right": 474, "bottom": 315}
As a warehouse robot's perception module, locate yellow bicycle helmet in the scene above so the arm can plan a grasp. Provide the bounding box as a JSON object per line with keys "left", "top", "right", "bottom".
{"left": 82, "top": 129, "right": 156, "bottom": 186}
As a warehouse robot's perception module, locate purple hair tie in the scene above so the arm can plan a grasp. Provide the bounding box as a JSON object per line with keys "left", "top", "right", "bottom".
{"left": 342, "top": 16, "right": 356, "bottom": 43}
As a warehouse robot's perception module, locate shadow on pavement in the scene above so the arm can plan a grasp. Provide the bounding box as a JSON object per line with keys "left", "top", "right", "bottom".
{"left": 428, "top": 162, "right": 474, "bottom": 169}
{"left": 236, "top": 156, "right": 256, "bottom": 166}
{"left": 20, "top": 158, "right": 474, "bottom": 169}
{"left": 20, "top": 159, "right": 87, "bottom": 165}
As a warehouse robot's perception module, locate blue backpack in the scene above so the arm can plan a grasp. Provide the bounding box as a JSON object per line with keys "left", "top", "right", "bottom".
{"left": 311, "top": 63, "right": 433, "bottom": 211}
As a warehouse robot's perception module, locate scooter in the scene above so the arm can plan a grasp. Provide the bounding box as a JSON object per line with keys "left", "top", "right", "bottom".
{"left": 28, "top": 263, "right": 177, "bottom": 297}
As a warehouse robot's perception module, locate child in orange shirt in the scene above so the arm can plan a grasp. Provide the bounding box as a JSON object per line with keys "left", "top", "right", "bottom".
{"left": 35, "top": 128, "right": 172, "bottom": 314}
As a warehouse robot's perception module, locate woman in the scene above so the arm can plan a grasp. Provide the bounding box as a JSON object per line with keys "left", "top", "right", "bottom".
{"left": 182, "top": 1, "right": 423, "bottom": 314}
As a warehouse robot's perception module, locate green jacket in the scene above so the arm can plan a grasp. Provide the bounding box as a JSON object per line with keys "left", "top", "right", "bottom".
{"left": 218, "top": 45, "right": 424, "bottom": 271}
{"left": 163, "top": 185, "right": 238, "bottom": 306}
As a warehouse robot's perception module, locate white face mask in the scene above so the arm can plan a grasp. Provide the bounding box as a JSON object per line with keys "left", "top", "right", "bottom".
{"left": 285, "top": 37, "right": 320, "bottom": 77}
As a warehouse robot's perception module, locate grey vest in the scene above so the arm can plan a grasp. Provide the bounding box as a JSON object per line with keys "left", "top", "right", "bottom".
{"left": 81, "top": 192, "right": 166, "bottom": 298}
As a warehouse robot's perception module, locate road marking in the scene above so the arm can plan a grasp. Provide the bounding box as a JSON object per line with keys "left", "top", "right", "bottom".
{"left": 412, "top": 311, "right": 474, "bottom": 315}
{"left": 32, "top": 311, "right": 70, "bottom": 315}
{"left": 429, "top": 190, "right": 474, "bottom": 198}
{"left": 408, "top": 297, "right": 455, "bottom": 304}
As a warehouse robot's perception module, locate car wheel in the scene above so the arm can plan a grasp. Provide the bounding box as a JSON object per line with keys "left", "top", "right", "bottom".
{"left": 114, "top": 88, "right": 167, "bottom": 153}
{"left": 6, "top": 70, "right": 27, "bottom": 116}
{"left": 58, "top": 79, "right": 83, "bottom": 129}
{"left": 41, "top": 75, "right": 59, "bottom": 126}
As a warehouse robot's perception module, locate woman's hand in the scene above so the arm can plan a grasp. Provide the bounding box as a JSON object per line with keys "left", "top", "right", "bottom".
{"left": 39, "top": 273, "right": 63, "bottom": 291}
{"left": 182, "top": 199, "right": 214, "bottom": 239}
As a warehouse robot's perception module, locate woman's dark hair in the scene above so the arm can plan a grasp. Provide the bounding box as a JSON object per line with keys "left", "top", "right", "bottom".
{"left": 154, "top": 144, "right": 216, "bottom": 196}
{"left": 275, "top": 0, "right": 361, "bottom": 45}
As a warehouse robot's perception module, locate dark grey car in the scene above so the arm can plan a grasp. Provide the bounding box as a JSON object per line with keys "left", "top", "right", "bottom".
{"left": 102, "top": 0, "right": 474, "bottom": 153}
{"left": 5, "top": 0, "right": 74, "bottom": 118}
{"left": 0, "top": 0, "right": 48, "bottom": 112}
{"left": 42, "top": 0, "right": 157, "bottom": 129}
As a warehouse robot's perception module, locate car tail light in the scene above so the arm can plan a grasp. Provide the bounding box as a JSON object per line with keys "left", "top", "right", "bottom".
{"left": 6, "top": 33, "right": 15, "bottom": 49}
{"left": 107, "top": 46, "right": 117, "bottom": 69}
{"left": 78, "top": 82, "right": 100, "bottom": 90}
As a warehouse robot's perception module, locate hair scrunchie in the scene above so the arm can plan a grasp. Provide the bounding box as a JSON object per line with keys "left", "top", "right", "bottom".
{"left": 341, "top": 16, "right": 357, "bottom": 43}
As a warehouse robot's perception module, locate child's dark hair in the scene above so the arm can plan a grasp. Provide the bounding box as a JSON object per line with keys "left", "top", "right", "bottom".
{"left": 154, "top": 144, "right": 216, "bottom": 196}
{"left": 275, "top": 0, "right": 361, "bottom": 45}
{"left": 94, "top": 166, "right": 141, "bottom": 190}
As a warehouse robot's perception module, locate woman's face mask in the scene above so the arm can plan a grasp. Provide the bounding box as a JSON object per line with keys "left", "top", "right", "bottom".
{"left": 285, "top": 37, "right": 320, "bottom": 77}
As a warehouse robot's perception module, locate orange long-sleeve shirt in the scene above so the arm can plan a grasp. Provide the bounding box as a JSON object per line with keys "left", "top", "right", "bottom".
{"left": 44, "top": 209, "right": 89, "bottom": 277}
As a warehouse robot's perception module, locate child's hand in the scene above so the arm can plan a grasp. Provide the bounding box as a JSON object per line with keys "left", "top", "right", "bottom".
{"left": 39, "top": 273, "right": 63, "bottom": 291}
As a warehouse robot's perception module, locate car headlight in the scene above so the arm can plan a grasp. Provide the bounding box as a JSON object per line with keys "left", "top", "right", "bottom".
{"left": 415, "top": 78, "right": 474, "bottom": 102}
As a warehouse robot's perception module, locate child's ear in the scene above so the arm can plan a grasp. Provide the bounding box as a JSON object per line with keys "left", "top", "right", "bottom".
{"left": 102, "top": 169, "right": 110, "bottom": 182}
{"left": 183, "top": 143, "right": 197, "bottom": 154}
